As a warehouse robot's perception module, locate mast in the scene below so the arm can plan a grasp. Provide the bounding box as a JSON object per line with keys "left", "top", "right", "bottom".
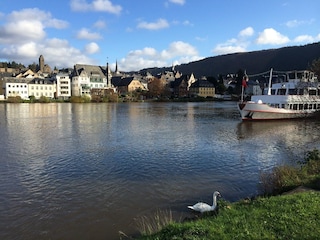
{"left": 267, "top": 68, "right": 273, "bottom": 95}
{"left": 241, "top": 70, "right": 248, "bottom": 102}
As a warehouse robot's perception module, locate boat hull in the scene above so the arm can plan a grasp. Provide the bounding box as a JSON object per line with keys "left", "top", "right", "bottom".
{"left": 238, "top": 101, "right": 316, "bottom": 120}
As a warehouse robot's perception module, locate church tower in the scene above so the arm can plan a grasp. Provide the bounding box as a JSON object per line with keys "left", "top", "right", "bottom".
{"left": 39, "top": 55, "right": 44, "bottom": 72}
{"left": 106, "top": 61, "right": 112, "bottom": 87}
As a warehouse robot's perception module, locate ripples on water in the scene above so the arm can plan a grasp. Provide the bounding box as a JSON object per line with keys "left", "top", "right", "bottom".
{"left": 0, "top": 102, "right": 320, "bottom": 239}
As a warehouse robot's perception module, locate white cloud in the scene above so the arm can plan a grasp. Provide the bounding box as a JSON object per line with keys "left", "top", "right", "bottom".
{"left": 118, "top": 41, "right": 201, "bottom": 72}
{"left": 212, "top": 27, "right": 253, "bottom": 55}
{"left": 0, "top": 8, "right": 95, "bottom": 68}
{"left": 293, "top": 35, "right": 314, "bottom": 43}
{"left": 213, "top": 44, "right": 246, "bottom": 56}
{"left": 239, "top": 27, "right": 254, "bottom": 38}
{"left": 76, "top": 28, "right": 102, "bottom": 40}
{"left": 70, "top": 0, "right": 122, "bottom": 14}
{"left": 137, "top": 18, "right": 169, "bottom": 30}
{"left": 169, "top": 0, "right": 186, "bottom": 5}
{"left": 94, "top": 20, "right": 106, "bottom": 29}
{"left": 85, "top": 42, "right": 100, "bottom": 54}
{"left": 0, "top": 20, "right": 46, "bottom": 43}
{"left": 161, "top": 41, "right": 198, "bottom": 59}
{"left": 128, "top": 47, "right": 158, "bottom": 57}
{"left": 285, "top": 19, "right": 315, "bottom": 28}
{"left": 256, "top": 28, "right": 290, "bottom": 45}
{"left": 38, "top": 38, "right": 95, "bottom": 68}
{"left": 195, "top": 36, "right": 208, "bottom": 41}
{"left": 0, "top": 8, "right": 68, "bottom": 44}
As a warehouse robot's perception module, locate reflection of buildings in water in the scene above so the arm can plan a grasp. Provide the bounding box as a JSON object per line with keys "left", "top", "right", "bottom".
{"left": 236, "top": 120, "right": 320, "bottom": 166}
{"left": 5, "top": 104, "right": 65, "bottom": 157}
{"left": 5, "top": 103, "right": 59, "bottom": 119}
{"left": 71, "top": 103, "right": 117, "bottom": 143}
{"left": 186, "top": 103, "right": 196, "bottom": 131}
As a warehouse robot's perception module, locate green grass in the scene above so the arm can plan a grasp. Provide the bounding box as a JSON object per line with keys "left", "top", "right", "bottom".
{"left": 134, "top": 209, "right": 174, "bottom": 236}
{"left": 136, "top": 149, "right": 320, "bottom": 240}
{"left": 138, "top": 191, "right": 320, "bottom": 240}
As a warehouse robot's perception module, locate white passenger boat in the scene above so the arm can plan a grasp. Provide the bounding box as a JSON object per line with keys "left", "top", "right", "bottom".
{"left": 238, "top": 69, "right": 320, "bottom": 120}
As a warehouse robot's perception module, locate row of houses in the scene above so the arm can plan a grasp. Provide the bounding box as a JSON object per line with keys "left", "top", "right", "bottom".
{"left": 1, "top": 62, "right": 216, "bottom": 100}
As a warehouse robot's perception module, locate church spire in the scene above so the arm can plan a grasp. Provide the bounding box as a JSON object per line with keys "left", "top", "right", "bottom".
{"left": 115, "top": 60, "right": 118, "bottom": 74}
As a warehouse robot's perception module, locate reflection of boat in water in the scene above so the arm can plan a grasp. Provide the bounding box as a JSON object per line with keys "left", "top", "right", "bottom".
{"left": 238, "top": 69, "right": 320, "bottom": 121}
{"left": 236, "top": 120, "right": 300, "bottom": 139}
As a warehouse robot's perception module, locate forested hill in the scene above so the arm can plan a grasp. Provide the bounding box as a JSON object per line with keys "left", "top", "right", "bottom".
{"left": 140, "top": 42, "right": 320, "bottom": 77}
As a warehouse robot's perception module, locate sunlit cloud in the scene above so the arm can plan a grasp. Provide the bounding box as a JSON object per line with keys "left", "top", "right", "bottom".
{"left": 137, "top": 18, "right": 169, "bottom": 30}
{"left": 85, "top": 42, "right": 100, "bottom": 54}
{"left": 76, "top": 28, "right": 102, "bottom": 40}
{"left": 256, "top": 28, "right": 290, "bottom": 45}
{"left": 285, "top": 19, "right": 315, "bottom": 28}
{"left": 238, "top": 27, "right": 254, "bottom": 38}
{"left": 70, "top": 0, "right": 122, "bottom": 14}
{"left": 119, "top": 41, "right": 202, "bottom": 71}
{"left": 169, "top": 0, "right": 186, "bottom": 5}
{"left": 93, "top": 20, "right": 106, "bottom": 29}
{"left": 293, "top": 35, "right": 316, "bottom": 43}
{"left": 212, "top": 27, "right": 253, "bottom": 55}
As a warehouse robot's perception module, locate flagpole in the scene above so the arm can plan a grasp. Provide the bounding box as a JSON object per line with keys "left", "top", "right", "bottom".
{"left": 241, "top": 84, "right": 244, "bottom": 102}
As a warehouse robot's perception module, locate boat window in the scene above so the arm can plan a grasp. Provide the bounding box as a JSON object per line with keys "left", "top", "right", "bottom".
{"left": 309, "top": 89, "right": 317, "bottom": 95}
{"left": 297, "top": 72, "right": 303, "bottom": 79}
{"left": 271, "top": 89, "right": 276, "bottom": 95}
{"left": 281, "top": 104, "right": 286, "bottom": 109}
{"left": 278, "top": 89, "right": 286, "bottom": 95}
{"left": 288, "top": 72, "right": 295, "bottom": 79}
{"left": 288, "top": 89, "right": 297, "bottom": 95}
{"left": 299, "top": 104, "right": 303, "bottom": 110}
{"left": 293, "top": 104, "right": 298, "bottom": 110}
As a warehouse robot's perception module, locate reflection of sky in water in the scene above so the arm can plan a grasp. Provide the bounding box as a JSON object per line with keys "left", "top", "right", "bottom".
{"left": 1, "top": 102, "right": 320, "bottom": 239}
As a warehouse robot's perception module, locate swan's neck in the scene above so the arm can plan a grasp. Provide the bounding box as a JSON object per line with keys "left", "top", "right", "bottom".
{"left": 212, "top": 195, "right": 217, "bottom": 208}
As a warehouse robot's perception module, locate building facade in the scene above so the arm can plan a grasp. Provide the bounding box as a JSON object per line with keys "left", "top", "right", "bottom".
{"left": 54, "top": 73, "right": 71, "bottom": 99}
{"left": 28, "top": 78, "right": 56, "bottom": 99}
{"left": 4, "top": 78, "right": 29, "bottom": 99}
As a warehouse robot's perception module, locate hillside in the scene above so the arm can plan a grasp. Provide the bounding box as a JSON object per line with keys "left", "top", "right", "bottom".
{"left": 140, "top": 42, "right": 320, "bottom": 77}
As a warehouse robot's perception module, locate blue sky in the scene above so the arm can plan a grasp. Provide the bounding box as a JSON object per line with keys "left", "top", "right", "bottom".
{"left": 0, "top": 0, "right": 319, "bottom": 72}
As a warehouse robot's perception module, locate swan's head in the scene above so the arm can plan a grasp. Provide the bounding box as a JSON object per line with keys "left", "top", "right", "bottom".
{"left": 214, "top": 191, "right": 221, "bottom": 198}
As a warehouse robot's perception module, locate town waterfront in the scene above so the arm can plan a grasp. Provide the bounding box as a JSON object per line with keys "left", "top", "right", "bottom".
{"left": 1, "top": 101, "right": 320, "bottom": 240}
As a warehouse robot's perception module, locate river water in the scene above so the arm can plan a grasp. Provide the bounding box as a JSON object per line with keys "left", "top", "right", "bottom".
{"left": 1, "top": 101, "right": 319, "bottom": 239}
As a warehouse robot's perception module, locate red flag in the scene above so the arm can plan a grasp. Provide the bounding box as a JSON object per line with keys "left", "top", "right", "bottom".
{"left": 242, "top": 75, "right": 248, "bottom": 88}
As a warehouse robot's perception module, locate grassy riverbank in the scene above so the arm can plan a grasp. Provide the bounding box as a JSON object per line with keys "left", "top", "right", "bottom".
{"left": 135, "top": 149, "right": 320, "bottom": 240}
{"left": 138, "top": 191, "right": 320, "bottom": 240}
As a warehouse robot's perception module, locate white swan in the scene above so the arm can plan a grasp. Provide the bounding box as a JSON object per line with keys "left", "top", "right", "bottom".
{"left": 188, "top": 191, "right": 221, "bottom": 213}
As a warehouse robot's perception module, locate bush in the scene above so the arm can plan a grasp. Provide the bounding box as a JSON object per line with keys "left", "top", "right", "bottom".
{"left": 6, "top": 96, "right": 23, "bottom": 103}
{"left": 70, "top": 96, "right": 91, "bottom": 103}
{"left": 39, "top": 96, "right": 51, "bottom": 103}
{"left": 260, "top": 149, "right": 320, "bottom": 195}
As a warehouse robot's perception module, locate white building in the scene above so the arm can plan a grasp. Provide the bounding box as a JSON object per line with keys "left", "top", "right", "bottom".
{"left": 4, "top": 78, "right": 29, "bottom": 99}
{"left": 71, "top": 64, "right": 113, "bottom": 97}
{"left": 54, "top": 73, "right": 71, "bottom": 99}
{"left": 28, "top": 78, "right": 56, "bottom": 99}
{"left": 71, "top": 67, "right": 91, "bottom": 96}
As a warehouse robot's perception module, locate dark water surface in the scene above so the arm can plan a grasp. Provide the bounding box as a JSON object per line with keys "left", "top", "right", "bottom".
{"left": 1, "top": 102, "right": 319, "bottom": 239}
